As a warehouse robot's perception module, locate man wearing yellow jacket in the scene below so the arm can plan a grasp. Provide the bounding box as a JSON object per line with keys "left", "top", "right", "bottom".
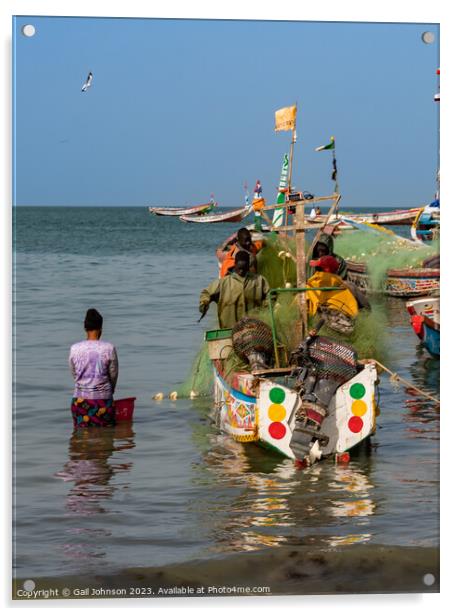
{"left": 199, "top": 251, "right": 270, "bottom": 329}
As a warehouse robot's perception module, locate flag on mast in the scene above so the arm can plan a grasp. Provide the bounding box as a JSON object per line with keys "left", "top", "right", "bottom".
{"left": 331, "top": 156, "right": 338, "bottom": 182}
{"left": 315, "top": 136, "right": 335, "bottom": 152}
{"left": 275, "top": 105, "right": 297, "bottom": 132}
{"left": 272, "top": 154, "right": 289, "bottom": 228}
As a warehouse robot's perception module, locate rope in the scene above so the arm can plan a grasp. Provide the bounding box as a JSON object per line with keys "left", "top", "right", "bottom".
{"left": 372, "top": 359, "right": 440, "bottom": 405}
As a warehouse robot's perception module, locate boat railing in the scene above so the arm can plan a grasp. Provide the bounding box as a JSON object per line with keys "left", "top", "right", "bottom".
{"left": 267, "top": 286, "right": 343, "bottom": 368}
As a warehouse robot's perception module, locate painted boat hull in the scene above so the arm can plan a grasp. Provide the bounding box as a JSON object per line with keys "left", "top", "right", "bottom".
{"left": 346, "top": 262, "right": 440, "bottom": 298}
{"left": 315, "top": 208, "right": 422, "bottom": 226}
{"left": 212, "top": 362, "right": 378, "bottom": 463}
{"left": 423, "top": 320, "right": 440, "bottom": 357}
{"left": 410, "top": 206, "right": 440, "bottom": 242}
{"left": 406, "top": 297, "right": 440, "bottom": 357}
{"left": 149, "top": 202, "right": 213, "bottom": 216}
{"left": 180, "top": 206, "right": 252, "bottom": 223}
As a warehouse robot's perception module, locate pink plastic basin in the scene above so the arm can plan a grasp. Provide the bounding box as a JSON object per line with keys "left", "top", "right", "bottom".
{"left": 114, "top": 397, "right": 136, "bottom": 422}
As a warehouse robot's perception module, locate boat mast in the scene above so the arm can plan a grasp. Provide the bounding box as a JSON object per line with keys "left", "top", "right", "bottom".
{"left": 274, "top": 103, "right": 331, "bottom": 338}
{"left": 286, "top": 103, "right": 297, "bottom": 194}
{"left": 287, "top": 105, "right": 307, "bottom": 337}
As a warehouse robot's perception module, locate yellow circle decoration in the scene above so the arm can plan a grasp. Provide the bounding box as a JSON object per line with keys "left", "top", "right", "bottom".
{"left": 83, "top": 415, "right": 90, "bottom": 422}
{"left": 268, "top": 403, "right": 286, "bottom": 422}
{"left": 351, "top": 400, "right": 367, "bottom": 417}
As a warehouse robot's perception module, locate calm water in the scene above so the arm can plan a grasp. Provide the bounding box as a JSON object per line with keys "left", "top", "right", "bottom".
{"left": 13, "top": 207, "right": 439, "bottom": 580}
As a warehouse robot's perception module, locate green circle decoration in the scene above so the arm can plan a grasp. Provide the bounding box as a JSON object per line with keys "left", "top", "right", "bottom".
{"left": 350, "top": 383, "right": 366, "bottom": 399}
{"left": 269, "top": 387, "right": 286, "bottom": 404}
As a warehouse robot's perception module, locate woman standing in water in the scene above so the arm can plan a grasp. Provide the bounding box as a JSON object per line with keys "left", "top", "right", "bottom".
{"left": 69, "top": 308, "right": 118, "bottom": 428}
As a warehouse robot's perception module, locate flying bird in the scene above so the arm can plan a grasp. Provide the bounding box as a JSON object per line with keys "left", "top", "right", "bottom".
{"left": 81, "top": 72, "right": 93, "bottom": 92}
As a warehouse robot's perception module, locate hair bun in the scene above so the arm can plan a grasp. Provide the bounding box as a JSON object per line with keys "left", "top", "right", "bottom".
{"left": 84, "top": 308, "right": 103, "bottom": 331}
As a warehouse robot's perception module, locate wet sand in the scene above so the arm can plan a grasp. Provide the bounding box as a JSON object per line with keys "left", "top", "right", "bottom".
{"left": 13, "top": 543, "right": 439, "bottom": 599}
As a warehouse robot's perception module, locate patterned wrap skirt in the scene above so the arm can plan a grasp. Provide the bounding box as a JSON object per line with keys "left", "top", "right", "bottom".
{"left": 71, "top": 397, "right": 116, "bottom": 428}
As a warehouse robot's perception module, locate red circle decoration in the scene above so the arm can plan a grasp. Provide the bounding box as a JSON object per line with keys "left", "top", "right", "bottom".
{"left": 268, "top": 422, "right": 287, "bottom": 440}
{"left": 348, "top": 416, "right": 364, "bottom": 433}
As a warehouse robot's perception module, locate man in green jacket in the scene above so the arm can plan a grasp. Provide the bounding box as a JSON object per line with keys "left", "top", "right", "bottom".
{"left": 199, "top": 251, "right": 270, "bottom": 329}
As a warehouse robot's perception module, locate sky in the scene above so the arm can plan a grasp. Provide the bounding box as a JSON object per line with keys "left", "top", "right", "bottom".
{"left": 13, "top": 16, "right": 440, "bottom": 208}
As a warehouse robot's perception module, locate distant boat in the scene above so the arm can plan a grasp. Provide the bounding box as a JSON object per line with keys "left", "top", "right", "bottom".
{"left": 149, "top": 201, "right": 215, "bottom": 217}
{"left": 180, "top": 204, "right": 252, "bottom": 224}
{"left": 317, "top": 207, "right": 422, "bottom": 226}
{"left": 406, "top": 296, "right": 440, "bottom": 357}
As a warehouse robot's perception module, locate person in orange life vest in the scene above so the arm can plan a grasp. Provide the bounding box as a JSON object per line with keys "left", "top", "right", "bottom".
{"left": 217, "top": 228, "right": 264, "bottom": 278}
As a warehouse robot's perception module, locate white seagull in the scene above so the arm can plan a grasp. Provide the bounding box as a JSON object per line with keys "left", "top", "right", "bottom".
{"left": 81, "top": 72, "right": 93, "bottom": 92}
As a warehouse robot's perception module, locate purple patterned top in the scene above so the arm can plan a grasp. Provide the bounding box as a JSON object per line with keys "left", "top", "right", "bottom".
{"left": 69, "top": 340, "right": 118, "bottom": 399}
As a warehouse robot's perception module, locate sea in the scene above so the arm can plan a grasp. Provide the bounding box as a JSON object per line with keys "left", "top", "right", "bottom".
{"left": 12, "top": 206, "right": 440, "bottom": 596}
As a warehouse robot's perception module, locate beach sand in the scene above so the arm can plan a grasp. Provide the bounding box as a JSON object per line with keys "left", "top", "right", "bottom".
{"left": 13, "top": 543, "right": 439, "bottom": 599}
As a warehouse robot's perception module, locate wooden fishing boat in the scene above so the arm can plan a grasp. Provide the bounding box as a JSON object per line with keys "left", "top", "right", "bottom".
{"left": 406, "top": 297, "right": 440, "bottom": 357}
{"left": 180, "top": 204, "right": 252, "bottom": 224}
{"left": 346, "top": 261, "right": 440, "bottom": 298}
{"left": 207, "top": 263, "right": 380, "bottom": 467}
{"left": 149, "top": 201, "right": 215, "bottom": 216}
{"left": 344, "top": 207, "right": 422, "bottom": 226}
{"left": 211, "top": 351, "right": 378, "bottom": 465}
{"left": 204, "top": 106, "right": 379, "bottom": 466}
{"left": 410, "top": 201, "right": 440, "bottom": 243}
{"left": 308, "top": 208, "right": 421, "bottom": 227}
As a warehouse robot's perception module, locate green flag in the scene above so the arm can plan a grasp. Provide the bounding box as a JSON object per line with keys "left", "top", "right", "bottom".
{"left": 272, "top": 154, "right": 289, "bottom": 228}
{"left": 315, "top": 136, "right": 335, "bottom": 152}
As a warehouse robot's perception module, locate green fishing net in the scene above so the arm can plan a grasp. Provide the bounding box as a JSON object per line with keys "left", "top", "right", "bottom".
{"left": 178, "top": 228, "right": 433, "bottom": 397}
{"left": 176, "top": 340, "right": 214, "bottom": 398}
{"left": 334, "top": 229, "right": 439, "bottom": 291}
{"left": 309, "top": 304, "right": 389, "bottom": 363}
{"left": 256, "top": 234, "right": 298, "bottom": 288}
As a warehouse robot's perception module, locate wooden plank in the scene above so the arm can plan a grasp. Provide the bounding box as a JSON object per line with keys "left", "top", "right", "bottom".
{"left": 262, "top": 194, "right": 338, "bottom": 211}
{"left": 295, "top": 200, "right": 307, "bottom": 337}
{"left": 251, "top": 367, "right": 294, "bottom": 377}
{"left": 266, "top": 222, "right": 332, "bottom": 232}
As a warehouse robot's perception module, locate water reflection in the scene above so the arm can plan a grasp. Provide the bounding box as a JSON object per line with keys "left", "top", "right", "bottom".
{"left": 328, "top": 465, "right": 375, "bottom": 518}
{"left": 55, "top": 423, "right": 135, "bottom": 516}
{"left": 403, "top": 356, "right": 440, "bottom": 436}
{"left": 192, "top": 421, "right": 376, "bottom": 553}
{"left": 383, "top": 296, "right": 412, "bottom": 327}
{"left": 54, "top": 423, "right": 135, "bottom": 566}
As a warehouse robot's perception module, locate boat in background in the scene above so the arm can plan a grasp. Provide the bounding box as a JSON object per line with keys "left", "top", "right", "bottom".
{"left": 406, "top": 297, "right": 440, "bottom": 357}
{"left": 346, "top": 261, "right": 440, "bottom": 298}
{"left": 345, "top": 207, "right": 422, "bottom": 226}
{"left": 180, "top": 204, "right": 252, "bottom": 224}
{"left": 410, "top": 199, "right": 440, "bottom": 243}
{"left": 149, "top": 200, "right": 215, "bottom": 216}
{"left": 312, "top": 207, "right": 423, "bottom": 227}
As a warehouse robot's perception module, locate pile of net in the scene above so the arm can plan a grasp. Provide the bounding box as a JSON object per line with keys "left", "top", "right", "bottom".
{"left": 334, "top": 228, "right": 439, "bottom": 291}
{"left": 177, "top": 230, "right": 411, "bottom": 397}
